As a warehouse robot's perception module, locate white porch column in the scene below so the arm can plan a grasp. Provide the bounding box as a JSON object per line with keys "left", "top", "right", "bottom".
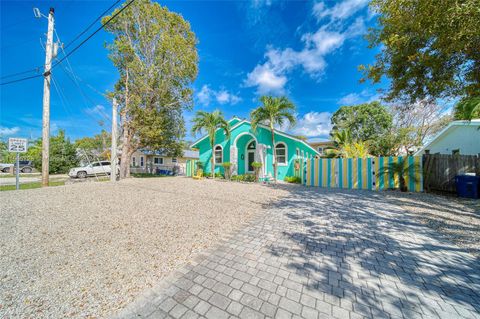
{"left": 256, "top": 144, "right": 267, "bottom": 177}
{"left": 230, "top": 145, "right": 238, "bottom": 175}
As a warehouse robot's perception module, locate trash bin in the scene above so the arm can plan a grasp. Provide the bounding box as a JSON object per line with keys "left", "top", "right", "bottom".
{"left": 455, "top": 175, "right": 480, "bottom": 199}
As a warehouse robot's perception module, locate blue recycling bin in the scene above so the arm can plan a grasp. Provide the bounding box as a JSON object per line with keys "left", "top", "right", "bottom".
{"left": 455, "top": 175, "right": 479, "bottom": 199}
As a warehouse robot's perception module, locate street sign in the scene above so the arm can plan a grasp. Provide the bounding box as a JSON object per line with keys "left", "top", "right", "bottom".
{"left": 8, "top": 138, "right": 28, "bottom": 153}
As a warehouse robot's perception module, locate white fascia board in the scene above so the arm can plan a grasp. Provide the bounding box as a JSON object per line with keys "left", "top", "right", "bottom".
{"left": 190, "top": 120, "right": 247, "bottom": 148}
{"left": 190, "top": 118, "right": 320, "bottom": 155}
{"left": 414, "top": 120, "right": 480, "bottom": 155}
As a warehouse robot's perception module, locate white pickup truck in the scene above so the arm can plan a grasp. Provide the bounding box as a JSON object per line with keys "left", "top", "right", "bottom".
{"left": 69, "top": 161, "right": 118, "bottom": 178}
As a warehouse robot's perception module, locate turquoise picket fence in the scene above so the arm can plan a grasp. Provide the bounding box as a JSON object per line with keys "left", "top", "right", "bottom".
{"left": 304, "top": 156, "right": 423, "bottom": 192}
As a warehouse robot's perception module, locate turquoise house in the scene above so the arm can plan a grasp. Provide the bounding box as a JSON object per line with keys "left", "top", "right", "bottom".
{"left": 190, "top": 117, "right": 319, "bottom": 180}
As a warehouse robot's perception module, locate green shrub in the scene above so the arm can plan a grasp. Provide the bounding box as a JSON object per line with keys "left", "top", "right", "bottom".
{"left": 231, "top": 174, "right": 242, "bottom": 182}
{"left": 214, "top": 172, "right": 224, "bottom": 179}
{"left": 230, "top": 174, "right": 256, "bottom": 182}
{"left": 284, "top": 176, "right": 301, "bottom": 184}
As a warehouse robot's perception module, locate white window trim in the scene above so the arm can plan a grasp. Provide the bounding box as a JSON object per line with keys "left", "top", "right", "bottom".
{"left": 140, "top": 156, "right": 144, "bottom": 167}
{"left": 172, "top": 157, "right": 177, "bottom": 163}
{"left": 214, "top": 144, "right": 223, "bottom": 165}
{"left": 275, "top": 142, "right": 288, "bottom": 166}
{"left": 154, "top": 157, "right": 163, "bottom": 165}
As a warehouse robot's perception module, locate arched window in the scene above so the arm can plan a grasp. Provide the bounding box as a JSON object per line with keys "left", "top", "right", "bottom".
{"left": 214, "top": 145, "right": 223, "bottom": 164}
{"left": 275, "top": 143, "right": 287, "bottom": 165}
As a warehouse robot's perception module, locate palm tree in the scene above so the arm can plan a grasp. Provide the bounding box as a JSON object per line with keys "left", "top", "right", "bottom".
{"left": 191, "top": 110, "right": 230, "bottom": 178}
{"left": 250, "top": 96, "right": 296, "bottom": 182}
{"left": 377, "top": 159, "right": 420, "bottom": 192}
{"left": 323, "top": 130, "right": 353, "bottom": 158}
{"left": 453, "top": 97, "right": 480, "bottom": 120}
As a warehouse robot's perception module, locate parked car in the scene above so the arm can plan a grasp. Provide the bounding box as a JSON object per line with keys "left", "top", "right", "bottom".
{"left": 18, "top": 160, "right": 34, "bottom": 173}
{"left": 0, "top": 163, "right": 14, "bottom": 173}
{"left": 69, "top": 161, "right": 118, "bottom": 178}
{"left": 0, "top": 161, "right": 33, "bottom": 173}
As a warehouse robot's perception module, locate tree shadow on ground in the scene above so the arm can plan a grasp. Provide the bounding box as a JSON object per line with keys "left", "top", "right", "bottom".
{"left": 262, "top": 184, "right": 480, "bottom": 318}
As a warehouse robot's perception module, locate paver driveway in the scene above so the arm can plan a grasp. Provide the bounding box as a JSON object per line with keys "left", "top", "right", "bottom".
{"left": 114, "top": 187, "right": 480, "bottom": 319}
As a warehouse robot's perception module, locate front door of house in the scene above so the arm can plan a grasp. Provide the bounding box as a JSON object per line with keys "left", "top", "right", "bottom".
{"left": 246, "top": 140, "right": 256, "bottom": 173}
{"left": 247, "top": 151, "right": 255, "bottom": 172}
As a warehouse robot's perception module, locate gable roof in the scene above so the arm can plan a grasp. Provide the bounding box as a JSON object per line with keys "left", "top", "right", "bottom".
{"left": 414, "top": 119, "right": 480, "bottom": 155}
{"left": 191, "top": 118, "right": 320, "bottom": 155}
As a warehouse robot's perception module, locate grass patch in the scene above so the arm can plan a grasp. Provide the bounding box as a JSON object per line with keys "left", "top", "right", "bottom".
{"left": 0, "top": 180, "right": 65, "bottom": 191}
{"left": 132, "top": 173, "right": 168, "bottom": 178}
{"left": 0, "top": 173, "right": 41, "bottom": 178}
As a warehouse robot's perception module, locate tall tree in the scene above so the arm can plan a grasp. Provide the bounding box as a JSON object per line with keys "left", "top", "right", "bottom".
{"left": 250, "top": 96, "right": 296, "bottom": 182}
{"left": 361, "top": 0, "right": 480, "bottom": 102}
{"left": 75, "top": 129, "right": 111, "bottom": 158}
{"left": 103, "top": 0, "right": 198, "bottom": 178}
{"left": 331, "top": 102, "right": 393, "bottom": 156}
{"left": 390, "top": 100, "right": 452, "bottom": 154}
{"left": 27, "top": 130, "right": 78, "bottom": 174}
{"left": 191, "top": 110, "right": 230, "bottom": 178}
{"left": 453, "top": 97, "right": 480, "bottom": 120}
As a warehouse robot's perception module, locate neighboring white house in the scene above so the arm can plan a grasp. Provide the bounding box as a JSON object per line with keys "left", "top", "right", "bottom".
{"left": 130, "top": 149, "right": 199, "bottom": 175}
{"left": 415, "top": 119, "right": 480, "bottom": 156}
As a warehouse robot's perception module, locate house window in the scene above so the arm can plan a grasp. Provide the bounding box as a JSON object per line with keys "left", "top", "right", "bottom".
{"left": 172, "top": 157, "right": 177, "bottom": 163}
{"left": 214, "top": 145, "right": 223, "bottom": 164}
{"left": 132, "top": 157, "right": 136, "bottom": 166}
{"left": 318, "top": 147, "right": 323, "bottom": 154}
{"left": 154, "top": 157, "right": 163, "bottom": 165}
{"left": 140, "top": 156, "right": 144, "bottom": 167}
{"left": 275, "top": 143, "right": 287, "bottom": 165}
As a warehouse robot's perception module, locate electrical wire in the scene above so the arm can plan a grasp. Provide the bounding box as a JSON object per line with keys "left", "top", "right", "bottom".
{"left": 63, "top": 0, "right": 121, "bottom": 50}
{"left": 0, "top": 0, "right": 134, "bottom": 86}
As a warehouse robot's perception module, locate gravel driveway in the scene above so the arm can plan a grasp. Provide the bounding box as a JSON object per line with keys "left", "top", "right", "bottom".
{"left": 0, "top": 178, "right": 288, "bottom": 318}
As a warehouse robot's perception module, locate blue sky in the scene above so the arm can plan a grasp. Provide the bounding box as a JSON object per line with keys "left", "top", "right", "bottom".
{"left": 1, "top": 0, "right": 383, "bottom": 142}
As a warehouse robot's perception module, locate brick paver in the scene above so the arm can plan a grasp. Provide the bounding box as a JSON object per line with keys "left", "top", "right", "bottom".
{"left": 113, "top": 188, "right": 480, "bottom": 319}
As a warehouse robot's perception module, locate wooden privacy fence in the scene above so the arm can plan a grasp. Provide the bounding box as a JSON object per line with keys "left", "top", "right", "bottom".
{"left": 423, "top": 154, "right": 480, "bottom": 193}
{"left": 304, "top": 156, "right": 423, "bottom": 192}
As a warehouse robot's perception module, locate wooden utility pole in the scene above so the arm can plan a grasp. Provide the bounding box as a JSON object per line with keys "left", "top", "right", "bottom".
{"left": 41, "top": 8, "right": 55, "bottom": 187}
{"left": 111, "top": 98, "right": 118, "bottom": 182}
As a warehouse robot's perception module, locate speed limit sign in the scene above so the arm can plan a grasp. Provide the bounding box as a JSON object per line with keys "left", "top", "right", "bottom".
{"left": 8, "top": 138, "right": 28, "bottom": 153}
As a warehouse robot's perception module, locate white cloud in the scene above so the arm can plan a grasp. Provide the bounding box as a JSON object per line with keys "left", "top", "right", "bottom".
{"left": 338, "top": 89, "right": 380, "bottom": 105}
{"left": 245, "top": 0, "right": 367, "bottom": 94}
{"left": 313, "top": 0, "right": 369, "bottom": 21}
{"left": 0, "top": 126, "right": 20, "bottom": 136}
{"left": 197, "top": 85, "right": 242, "bottom": 106}
{"left": 290, "top": 111, "right": 332, "bottom": 138}
{"left": 244, "top": 64, "right": 288, "bottom": 95}
{"left": 338, "top": 93, "right": 363, "bottom": 105}
{"left": 85, "top": 104, "right": 110, "bottom": 120}
{"left": 197, "top": 85, "right": 213, "bottom": 105}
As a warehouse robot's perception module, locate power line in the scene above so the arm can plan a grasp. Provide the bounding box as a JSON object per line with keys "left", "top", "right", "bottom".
{"left": 51, "top": 0, "right": 135, "bottom": 70}
{"left": 0, "top": 0, "right": 134, "bottom": 86}
{"left": 63, "top": 0, "right": 121, "bottom": 50}
{"left": 0, "top": 67, "right": 42, "bottom": 80}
